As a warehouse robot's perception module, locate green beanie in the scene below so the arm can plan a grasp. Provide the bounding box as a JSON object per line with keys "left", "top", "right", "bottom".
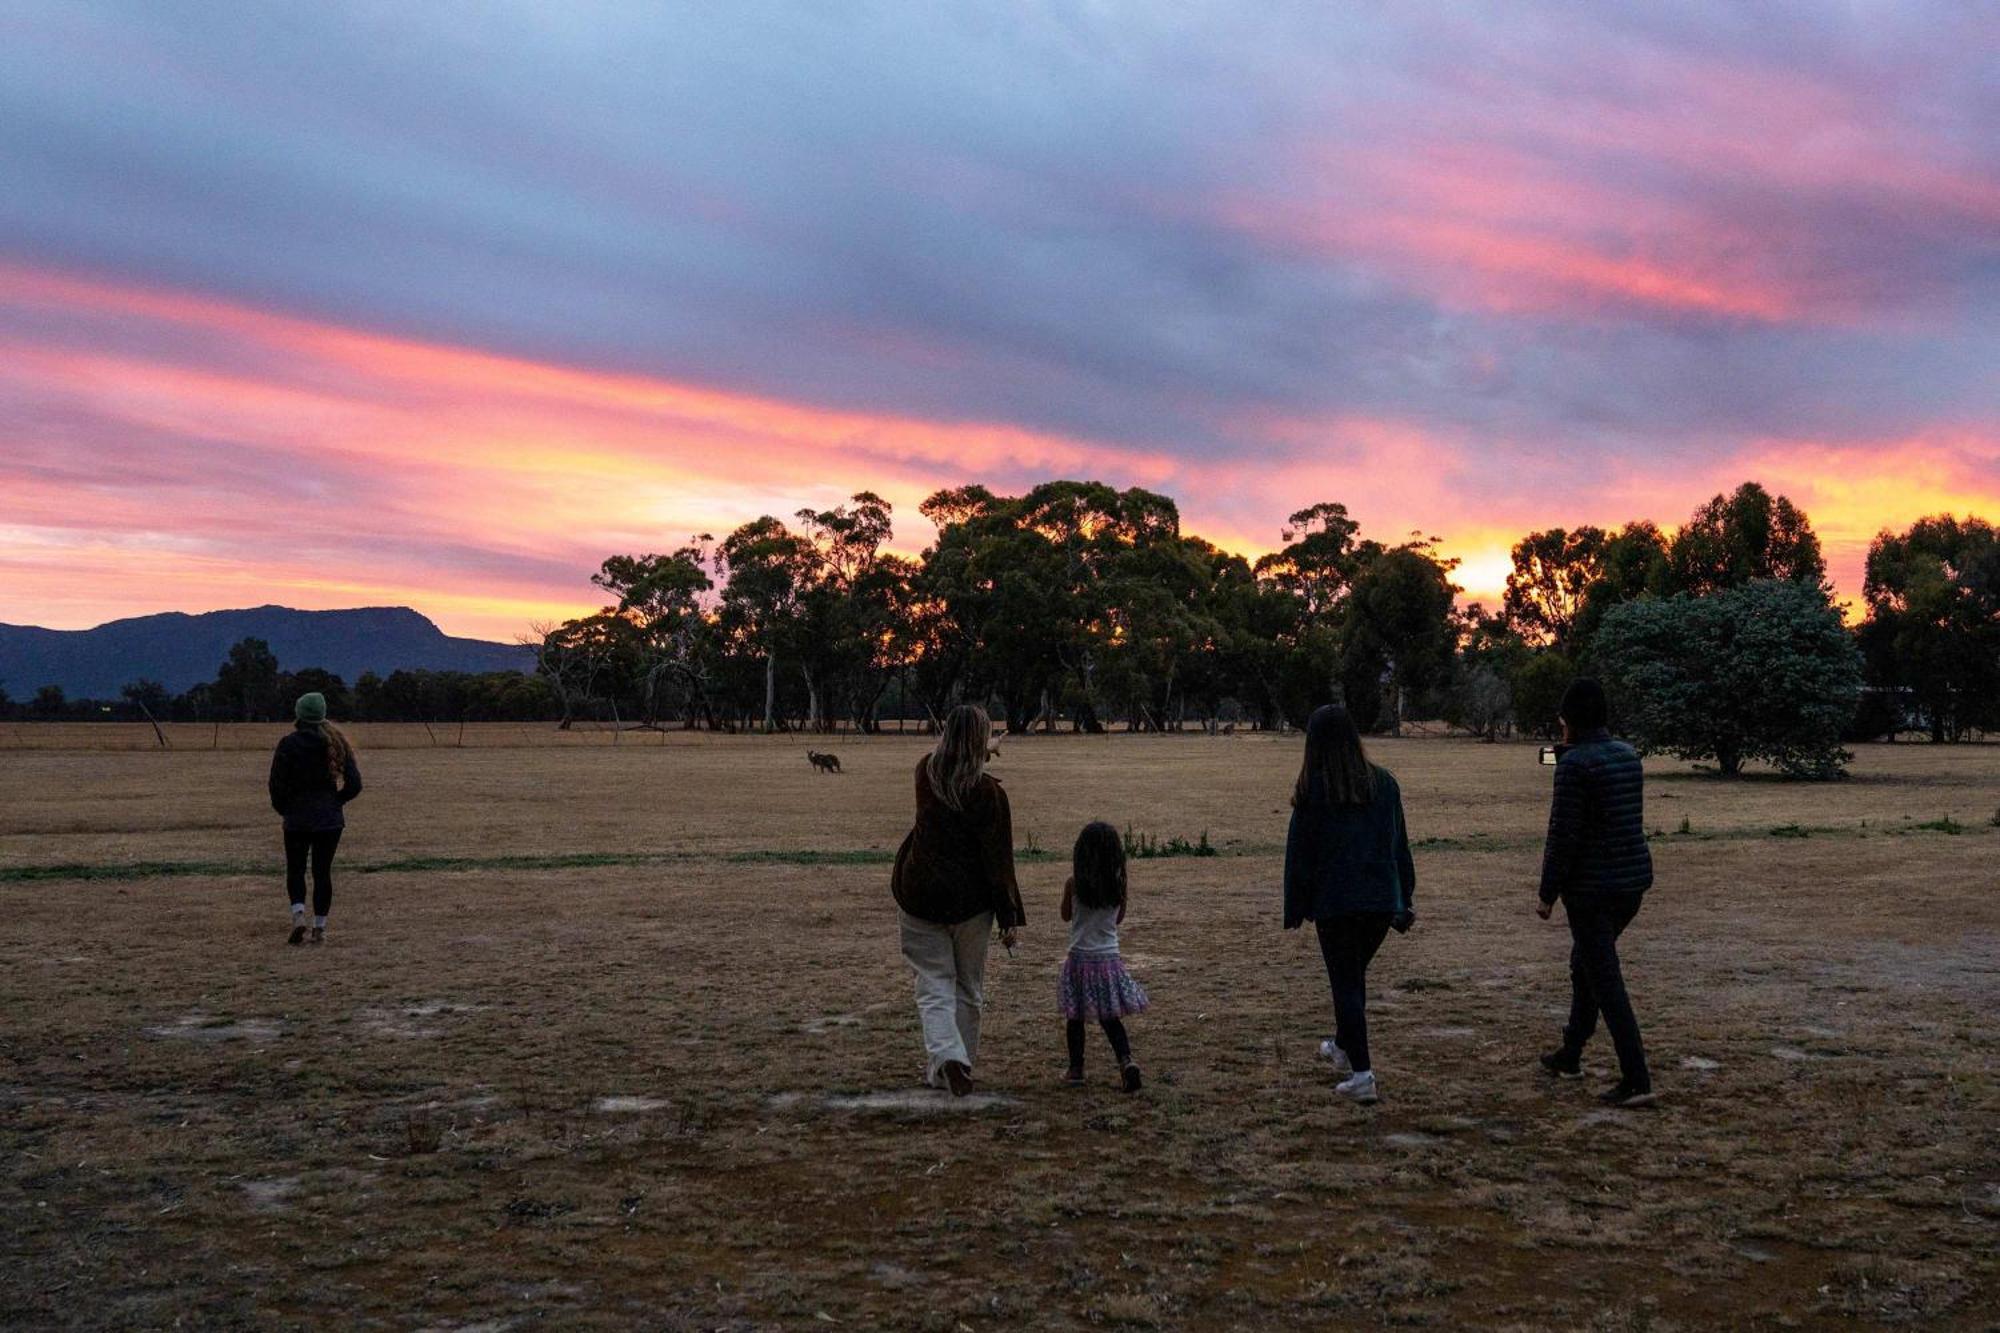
{"left": 294, "top": 692, "right": 328, "bottom": 724}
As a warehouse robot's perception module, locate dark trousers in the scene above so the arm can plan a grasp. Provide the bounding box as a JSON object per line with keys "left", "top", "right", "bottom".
{"left": 1315, "top": 913, "right": 1392, "bottom": 1073}
{"left": 1065, "top": 1018, "right": 1133, "bottom": 1070}
{"left": 1561, "top": 893, "right": 1649, "bottom": 1088}
{"left": 283, "top": 829, "right": 342, "bottom": 917}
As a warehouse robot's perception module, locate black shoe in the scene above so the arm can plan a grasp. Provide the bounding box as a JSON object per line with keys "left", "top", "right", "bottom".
{"left": 941, "top": 1061, "right": 973, "bottom": 1097}
{"left": 1121, "top": 1063, "right": 1143, "bottom": 1094}
{"left": 1539, "top": 1048, "right": 1582, "bottom": 1079}
{"left": 287, "top": 923, "right": 307, "bottom": 946}
{"left": 1599, "top": 1080, "right": 1657, "bottom": 1109}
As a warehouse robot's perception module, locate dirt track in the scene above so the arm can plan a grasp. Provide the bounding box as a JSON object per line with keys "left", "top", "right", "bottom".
{"left": 3, "top": 728, "right": 1996, "bottom": 1328}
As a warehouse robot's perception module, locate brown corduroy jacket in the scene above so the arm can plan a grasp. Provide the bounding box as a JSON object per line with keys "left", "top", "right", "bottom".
{"left": 890, "top": 757, "right": 1027, "bottom": 929}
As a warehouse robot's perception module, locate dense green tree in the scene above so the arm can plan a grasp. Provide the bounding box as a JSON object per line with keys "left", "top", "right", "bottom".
{"left": 1593, "top": 579, "right": 1861, "bottom": 778}
{"left": 1509, "top": 650, "right": 1575, "bottom": 739}
{"left": 213, "top": 637, "right": 282, "bottom": 721}
{"left": 1859, "top": 514, "right": 2000, "bottom": 741}
{"left": 1569, "top": 521, "right": 1671, "bottom": 653}
{"left": 1340, "top": 541, "right": 1461, "bottom": 733}
{"left": 32, "top": 683, "right": 66, "bottom": 719}
{"left": 1664, "top": 482, "right": 1825, "bottom": 596}
{"left": 283, "top": 667, "right": 351, "bottom": 717}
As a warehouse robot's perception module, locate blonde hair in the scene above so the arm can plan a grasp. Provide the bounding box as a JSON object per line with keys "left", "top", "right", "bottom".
{"left": 926, "top": 704, "right": 992, "bottom": 811}
{"left": 320, "top": 720, "right": 353, "bottom": 789}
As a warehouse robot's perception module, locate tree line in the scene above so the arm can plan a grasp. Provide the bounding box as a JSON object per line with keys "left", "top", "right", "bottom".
{"left": 8, "top": 479, "right": 1993, "bottom": 778}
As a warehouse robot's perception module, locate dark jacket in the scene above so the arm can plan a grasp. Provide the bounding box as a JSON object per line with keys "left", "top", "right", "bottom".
{"left": 890, "top": 758, "right": 1026, "bottom": 929}
{"left": 268, "top": 723, "right": 363, "bottom": 833}
{"left": 1538, "top": 728, "right": 1652, "bottom": 905}
{"left": 1283, "top": 764, "right": 1416, "bottom": 927}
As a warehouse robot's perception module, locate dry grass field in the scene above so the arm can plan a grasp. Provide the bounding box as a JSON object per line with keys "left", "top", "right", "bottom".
{"left": 2, "top": 725, "right": 1996, "bottom": 1330}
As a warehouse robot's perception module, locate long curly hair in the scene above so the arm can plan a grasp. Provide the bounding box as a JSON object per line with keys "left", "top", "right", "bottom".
{"left": 926, "top": 703, "right": 991, "bottom": 811}
{"left": 319, "top": 720, "right": 353, "bottom": 789}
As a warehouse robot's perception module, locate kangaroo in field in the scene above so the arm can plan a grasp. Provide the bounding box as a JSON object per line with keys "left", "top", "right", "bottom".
{"left": 806, "top": 750, "right": 842, "bottom": 774}
{"left": 987, "top": 732, "right": 1006, "bottom": 760}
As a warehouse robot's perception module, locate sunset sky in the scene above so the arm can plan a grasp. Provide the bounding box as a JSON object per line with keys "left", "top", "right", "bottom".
{"left": 2, "top": 3, "right": 1995, "bottom": 640}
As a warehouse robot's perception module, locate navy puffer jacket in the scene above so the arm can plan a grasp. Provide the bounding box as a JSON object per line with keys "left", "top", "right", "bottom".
{"left": 1538, "top": 729, "right": 1652, "bottom": 904}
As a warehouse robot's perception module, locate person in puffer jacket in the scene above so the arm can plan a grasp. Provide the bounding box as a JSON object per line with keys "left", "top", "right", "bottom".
{"left": 1536, "top": 678, "right": 1656, "bottom": 1108}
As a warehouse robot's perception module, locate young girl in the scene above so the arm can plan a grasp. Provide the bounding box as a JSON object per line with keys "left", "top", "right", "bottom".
{"left": 1058, "top": 821, "right": 1148, "bottom": 1092}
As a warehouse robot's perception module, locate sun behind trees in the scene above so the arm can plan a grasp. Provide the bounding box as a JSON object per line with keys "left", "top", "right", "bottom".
{"left": 57, "top": 481, "right": 1990, "bottom": 775}
{"left": 512, "top": 477, "right": 1992, "bottom": 771}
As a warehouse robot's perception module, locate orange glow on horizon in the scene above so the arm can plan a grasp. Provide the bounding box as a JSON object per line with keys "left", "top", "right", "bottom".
{"left": 2, "top": 264, "right": 1995, "bottom": 641}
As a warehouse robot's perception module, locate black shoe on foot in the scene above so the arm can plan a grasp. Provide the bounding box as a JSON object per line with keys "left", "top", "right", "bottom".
{"left": 941, "top": 1061, "right": 973, "bottom": 1097}
{"left": 287, "top": 924, "right": 307, "bottom": 946}
{"left": 1121, "top": 1063, "right": 1143, "bottom": 1094}
{"left": 1599, "top": 1080, "right": 1657, "bottom": 1109}
{"left": 307, "top": 926, "right": 325, "bottom": 946}
{"left": 1539, "top": 1048, "right": 1582, "bottom": 1079}
{"left": 1059, "top": 1066, "right": 1085, "bottom": 1086}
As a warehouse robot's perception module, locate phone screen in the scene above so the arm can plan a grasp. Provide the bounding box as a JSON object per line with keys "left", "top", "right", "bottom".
{"left": 1538, "top": 746, "right": 1559, "bottom": 766}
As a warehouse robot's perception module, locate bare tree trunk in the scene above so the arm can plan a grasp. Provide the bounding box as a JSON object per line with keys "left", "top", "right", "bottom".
{"left": 762, "top": 652, "right": 777, "bottom": 734}
{"left": 137, "top": 701, "right": 169, "bottom": 749}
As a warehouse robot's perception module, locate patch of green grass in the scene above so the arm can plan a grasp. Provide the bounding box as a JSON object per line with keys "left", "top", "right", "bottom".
{"left": 1768, "top": 824, "right": 1811, "bottom": 839}
{"left": 0, "top": 842, "right": 1067, "bottom": 885}
{"left": 1908, "top": 816, "right": 1963, "bottom": 835}
{"left": 719, "top": 849, "right": 894, "bottom": 866}
{"left": 1122, "top": 826, "right": 1217, "bottom": 859}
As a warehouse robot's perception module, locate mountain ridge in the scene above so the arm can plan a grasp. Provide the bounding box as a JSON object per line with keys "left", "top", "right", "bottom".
{"left": 0, "top": 605, "right": 533, "bottom": 698}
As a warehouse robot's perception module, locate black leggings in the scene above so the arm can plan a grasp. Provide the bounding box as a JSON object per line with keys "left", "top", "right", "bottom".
{"left": 283, "top": 829, "right": 342, "bottom": 917}
{"left": 1066, "top": 1018, "right": 1133, "bottom": 1070}
{"left": 1316, "top": 913, "right": 1392, "bottom": 1073}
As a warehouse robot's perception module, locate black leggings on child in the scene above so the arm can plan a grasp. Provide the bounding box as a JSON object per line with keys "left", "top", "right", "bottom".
{"left": 1066, "top": 1017, "right": 1133, "bottom": 1070}
{"left": 284, "top": 828, "right": 342, "bottom": 917}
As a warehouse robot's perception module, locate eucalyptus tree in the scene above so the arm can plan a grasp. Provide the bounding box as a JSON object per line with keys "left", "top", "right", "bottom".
{"left": 1664, "top": 482, "right": 1826, "bottom": 596}
{"left": 592, "top": 542, "right": 717, "bottom": 727}
{"left": 716, "top": 517, "right": 814, "bottom": 732}
{"left": 1860, "top": 514, "right": 2000, "bottom": 741}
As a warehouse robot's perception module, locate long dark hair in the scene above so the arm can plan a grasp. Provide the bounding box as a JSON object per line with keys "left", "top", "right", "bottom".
{"left": 1293, "top": 704, "right": 1377, "bottom": 807}
{"left": 1071, "top": 820, "right": 1127, "bottom": 911}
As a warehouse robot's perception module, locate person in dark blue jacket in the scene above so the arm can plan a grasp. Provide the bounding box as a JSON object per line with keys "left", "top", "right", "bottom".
{"left": 268, "top": 692, "right": 363, "bottom": 946}
{"left": 1284, "top": 704, "right": 1416, "bottom": 1104}
{"left": 1536, "top": 678, "right": 1655, "bottom": 1107}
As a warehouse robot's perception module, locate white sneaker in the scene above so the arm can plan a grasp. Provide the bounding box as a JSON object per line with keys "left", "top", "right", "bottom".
{"left": 1317, "top": 1039, "right": 1353, "bottom": 1075}
{"left": 1334, "top": 1070, "right": 1379, "bottom": 1104}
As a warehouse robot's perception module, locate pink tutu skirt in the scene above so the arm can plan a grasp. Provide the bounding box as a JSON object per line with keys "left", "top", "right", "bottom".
{"left": 1057, "top": 949, "right": 1149, "bottom": 1020}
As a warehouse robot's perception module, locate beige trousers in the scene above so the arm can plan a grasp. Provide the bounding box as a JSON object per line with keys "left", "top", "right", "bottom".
{"left": 899, "top": 909, "right": 993, "bottom": 1084}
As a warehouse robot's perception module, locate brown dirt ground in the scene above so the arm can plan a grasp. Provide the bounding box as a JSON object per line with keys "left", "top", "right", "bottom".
{"left": 2, "top": 726, "right": 1996, "bottom": 1330}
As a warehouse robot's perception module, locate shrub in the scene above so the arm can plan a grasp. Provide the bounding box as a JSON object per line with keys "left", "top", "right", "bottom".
{"left": 1592, "top": 579, "right": 1862, "bottom": 778}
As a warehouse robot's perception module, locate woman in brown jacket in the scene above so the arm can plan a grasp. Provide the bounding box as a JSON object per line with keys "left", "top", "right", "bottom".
{"left": 890, "top": 704, "right": 1026, "bottom": 1095}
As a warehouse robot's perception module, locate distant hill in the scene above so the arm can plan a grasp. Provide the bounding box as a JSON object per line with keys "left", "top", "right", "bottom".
{"left": 0, "top": 606, "right": 534, "bottom": 698}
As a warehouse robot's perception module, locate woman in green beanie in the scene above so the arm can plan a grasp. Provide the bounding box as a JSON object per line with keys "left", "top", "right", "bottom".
{"left": 267, "top": 692, "right": 363, "bottom": 945}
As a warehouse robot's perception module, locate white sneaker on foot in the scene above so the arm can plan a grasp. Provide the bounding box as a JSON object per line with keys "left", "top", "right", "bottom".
{"left": 1334, "top": 1070, "right": 1379, "bottom": 1104}
{"left": 1317, "top": 1039, "right": 1353, "bottom": 1075}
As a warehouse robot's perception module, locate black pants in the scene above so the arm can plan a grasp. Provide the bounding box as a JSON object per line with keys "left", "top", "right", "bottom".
{"left": 1315, "top": 913, "right": 1392, "bottom": 1073}
{"left": 1066, "top": 1018, "right": 1133, "bottom": 1070}
{"left": 283, "top": 829, "right": 342, "bottom": 918}
{"left": 1561, "top": 893, "right": 1649, "bottom": 1088}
